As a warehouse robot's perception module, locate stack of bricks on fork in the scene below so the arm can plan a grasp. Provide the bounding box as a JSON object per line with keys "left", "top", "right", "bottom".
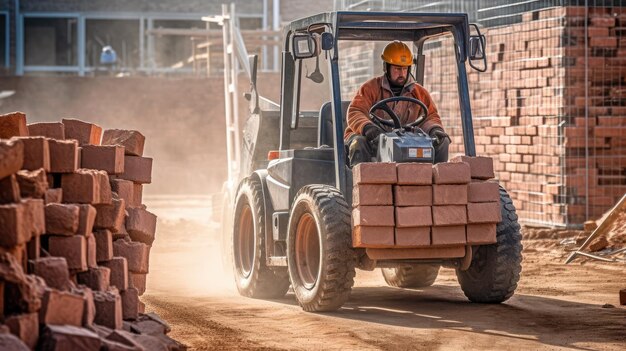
{"left": 352, "top": 156, "right": 501, "bottom": 248}
{"left": 0, "top": 111, "right": 180, "bottom": 349}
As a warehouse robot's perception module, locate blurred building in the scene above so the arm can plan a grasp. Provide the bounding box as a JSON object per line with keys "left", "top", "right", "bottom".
{"left": 0, "top": 0, "right": 333, "bottom": 76}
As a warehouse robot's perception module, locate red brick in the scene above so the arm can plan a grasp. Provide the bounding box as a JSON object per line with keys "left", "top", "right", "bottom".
{"left": 23, "top": 199, "right": 45, "bottom": 238}
{"left": 39, "top": 288, "right": 85, "bottom": 327}
{"left": 62, "top": 118, "right": 103, "bottom": 146}
{"left": 81, "top": 145, "right": 125, "bottom": 174}
{"left": 102, "top": 129, "right": 146, "bottom": 156}
{"left": 71, "top": 286, "right": 96, "bottom": 326}
{"left": 95, "top": 197, "right": 126, "bottom": 233}
{"left": 120, "top": 288, "right": 139, "bottom": 320}
{"left": 45, "top": 203, "right": 80, "bottom": 236}
{"left": 0, "top": 203, "right": 30, "bottom": 247}
{"left": 48, "top": 139, "right": 79, "bottom": 173}
{"left": 0, "top": 112, "right": 28, "bottom": 138}
{"left": 466, "top": 223, "right": 497, "bottom": 244}
{"left": 44, "top": 188, "right": 63, "bottom": 204}
{"left": 27, "top": 122, "right": 65, "bottom": 139}
{"left": 433, "top": 184, "right": 468, "bottom": 205}
{"left": 61, "top": 169, "right": 100, "bottom": 204}
{"left": 352, "top": 184, "right": 393, "bottom": 206}
{"left": 14, "top": 136, "right": 50, "bottom": 171}
{"left": 353, "top": 162, "right": 397, "bottom": 184}
{"left": 126, "top": 208, "right": 157, "bottom": 245}
{"left": 396, "top": 163, "right": 433, "bottom": 185}
{"left": 27, "top": 235, "right": 40, "bottom": 261}
{"left": 393, "top": 185, "right": 432, "bottom": 206}
{"left": 468, "top": 181, "right": 500, "bottom": 203}
{"left": 118, "top": 156, "right": 153, "bottom": 184}
{"left": 395, "top": 206, "right": 432, "bottom": 228}
{"left": 77, "top": 266, "right": 111, "bottom": 291}
{"left": 394, "top": 227, "right": 430, "bottom": 247}
{"left": 450, "top": 156, "right": 495, "bottom": 180}
{"left": 93, "top": 288, "right": 123, "bottom": 329}
{"left": 352, "top": 206, "right": 394, "bottom": 227}
{"left": 100, "top": 257, "right": 128, "bottom": 291}
{"left": 113, "top": 239, "right": 150, "bottom": 274}
{"left": 16, "top": 168, "right": 48, "bottom": 199}
{"left": 39, "top": 325, "right": 101, "bottom": 349}
{"left": 590, "top": 16, "right": 615, "bottom": 27}
{"left": 95, "top": 170, "right": 112, "bottom": 205}
{"left": 76, "top": 204, "right": 97, "bottom": 236}
{"left": 32, "top": 257, "right": 71, "bottom": 291}
{"left": 133, "top": 183, "right": 143, "bottom": 207}
{"left": 128, "top": 273, "right": 147, "bottom": 296}
{"left": 0, "top": 174, "right": 21, "bottom": 204}
{"left": 467, "top": 202, "right": 502, "bottom": 224}
{"left": 432, "top": 162, "right": 471, "bottom": 184}
{"left": 432, "top": 205, "right": 467, "bottom": 226}
{"left": 94, "top": 230, "right": 113, "bottom": 263}
{"left": 86, "top": 233, "right": 97, "bottom": 268}
{"left": 48, "top": 235, "right": 87, "bottom": 272}
{"left": 431, "top": 225, "right": 466, "bottom": 246}
{"left": 352, "top": 226, "right": 394, "bottom": 248}
{"left": 110, "top": 179, "right": 140, "bottom": 209}
{"left": 5, "top": 312, "right": 39, "bottom": 349}
{"left": 0, "top": 138, "right": 24, "bottom": 179}
{"left": 590, "top": 37, "right": 618, "bottom": 47}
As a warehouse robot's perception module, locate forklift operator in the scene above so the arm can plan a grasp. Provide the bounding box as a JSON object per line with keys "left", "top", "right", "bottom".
{"left": 344, "top": 40, "right": 450, "bottom": 167}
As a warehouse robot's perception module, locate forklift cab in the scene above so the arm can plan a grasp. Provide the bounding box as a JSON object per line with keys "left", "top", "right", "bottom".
{"left": 278, "top": 11, "right": 487, "bottom": 195}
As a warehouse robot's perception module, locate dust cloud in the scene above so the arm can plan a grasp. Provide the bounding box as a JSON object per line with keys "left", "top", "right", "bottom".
{"left": 146, "top": 195, "right": 237, "bottom": 297}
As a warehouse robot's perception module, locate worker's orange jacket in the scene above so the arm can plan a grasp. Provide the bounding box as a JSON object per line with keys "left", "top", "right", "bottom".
{"left": 344, "top": 75, "right": 443, "bottom": 141}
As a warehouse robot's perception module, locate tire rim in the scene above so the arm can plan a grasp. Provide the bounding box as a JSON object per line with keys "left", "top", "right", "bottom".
{"left": 295, "top": 213, "right": 321, "bottom": 290}
{"left": 236, "top": 204, "right": 254, "bottom": 278}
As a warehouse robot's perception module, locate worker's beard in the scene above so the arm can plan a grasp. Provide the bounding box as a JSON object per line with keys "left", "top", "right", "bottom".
{"left": 390, "top": 75, "right": 406, "bottom": 87}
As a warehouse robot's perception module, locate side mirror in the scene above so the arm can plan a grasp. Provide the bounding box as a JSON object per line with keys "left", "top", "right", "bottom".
{"left": 468, "top": 24, "right": 487, "bottom": 72}
{"left": 469, "top": 35, "right": 485, "bottom": 60}
{"left": 292, "top": 34, "right": 318, "bottom": 59}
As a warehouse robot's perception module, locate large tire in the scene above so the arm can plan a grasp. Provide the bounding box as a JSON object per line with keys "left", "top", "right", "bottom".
{"left": 456, "top": 187, "right": 523, "bottom": 303}
{"left": 381, "top": 265, "right": 440, "bottom": 288}
{"left": 287, "top": 185, "right": 356, "bottom": 312}
{"left": 232, "top": 177, "right": 289, "bottom": 298}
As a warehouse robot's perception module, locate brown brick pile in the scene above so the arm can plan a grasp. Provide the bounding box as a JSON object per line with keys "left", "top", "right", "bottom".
{"left": 351, "top": 157, "right": 501, "bottom": 249}
{"left": 420, "top": 6, "right": 626, "bottom": 226}
{"left": 0, "top": 112, "right": 184, "bottom": 350}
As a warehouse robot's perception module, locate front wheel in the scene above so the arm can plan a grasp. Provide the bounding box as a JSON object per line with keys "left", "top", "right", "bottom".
{"left": 287, "top": 185, "right": 356, "bottom": 312}
{"left": 232, "top": 177, "right": 289, "bottom": 298}
{"left": 456, "top": 187, "right": 523, "bottom": 303}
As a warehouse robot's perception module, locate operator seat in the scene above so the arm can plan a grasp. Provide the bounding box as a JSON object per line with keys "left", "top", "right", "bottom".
{"left": 318, "top": 101, "right": 351, "bottom": 148}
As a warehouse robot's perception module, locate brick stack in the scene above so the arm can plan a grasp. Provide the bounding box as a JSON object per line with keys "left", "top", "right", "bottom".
{"left": 351, "top": 158, "right": 501, "bottom": 250}
{"left": 0, "top": 111, "right": 183, "bottom": 350}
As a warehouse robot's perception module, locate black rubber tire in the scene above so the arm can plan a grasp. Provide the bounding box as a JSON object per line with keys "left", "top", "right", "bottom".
{"left": 287, "top": 185, "right": 356, "bottom": 312}
{"left": 456, "top": 186, "right": 523, "bottom": 303}
{"left": 232, "top": 177, "right": 290, "bottom": 298}
{"left": 381, "top": 265, "right": 440, "bottom": 288}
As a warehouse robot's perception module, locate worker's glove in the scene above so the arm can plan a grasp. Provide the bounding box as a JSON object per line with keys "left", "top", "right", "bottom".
{"left": 363, "top": 124, "right": 383, "bottom": 142}
{"left": 429, "top": 127, "right": 451, "bottom": 148}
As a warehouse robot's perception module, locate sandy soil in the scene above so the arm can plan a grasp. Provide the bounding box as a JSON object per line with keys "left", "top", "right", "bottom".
{"left": 142, "top": 196, "right": 626, "bottom": 350}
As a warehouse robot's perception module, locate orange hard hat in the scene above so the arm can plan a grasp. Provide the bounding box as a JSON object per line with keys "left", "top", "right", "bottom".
{"left": 381, "top": 41, "right": 413, "bottom": 67}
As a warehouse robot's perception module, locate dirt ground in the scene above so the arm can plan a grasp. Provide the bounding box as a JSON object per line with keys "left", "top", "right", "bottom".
{"left": 142, "top": 196, "right": 626, "bottom": 350}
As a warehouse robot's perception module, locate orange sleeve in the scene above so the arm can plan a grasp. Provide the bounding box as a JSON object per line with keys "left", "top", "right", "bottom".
{"left": 346, "top": 78, "right": 379, "bottom": 137}
{"left": 414, "top": 85, "right": 443, "bottom": 134}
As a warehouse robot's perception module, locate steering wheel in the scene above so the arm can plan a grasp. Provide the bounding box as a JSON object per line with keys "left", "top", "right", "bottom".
{"left": 368, "top": 96, "right": 428, "bottom": 130}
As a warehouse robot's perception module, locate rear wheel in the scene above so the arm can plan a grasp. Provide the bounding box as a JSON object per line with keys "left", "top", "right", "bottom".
{"left": 456, "top": 187, "right": 523, "bottom": 303}
{"left": 287, "top": 185, "right": 356, "bottom": 312}
{"left": 232, "top": 177, "right": 289, "bottom": 298}
{"left": 381, "top": 265, "right": 440, "bottom": 288}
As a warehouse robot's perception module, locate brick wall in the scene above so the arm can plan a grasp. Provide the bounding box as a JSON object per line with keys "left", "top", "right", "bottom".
{"left": 421, "top": 6, "right": 626, "bottom": 226}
